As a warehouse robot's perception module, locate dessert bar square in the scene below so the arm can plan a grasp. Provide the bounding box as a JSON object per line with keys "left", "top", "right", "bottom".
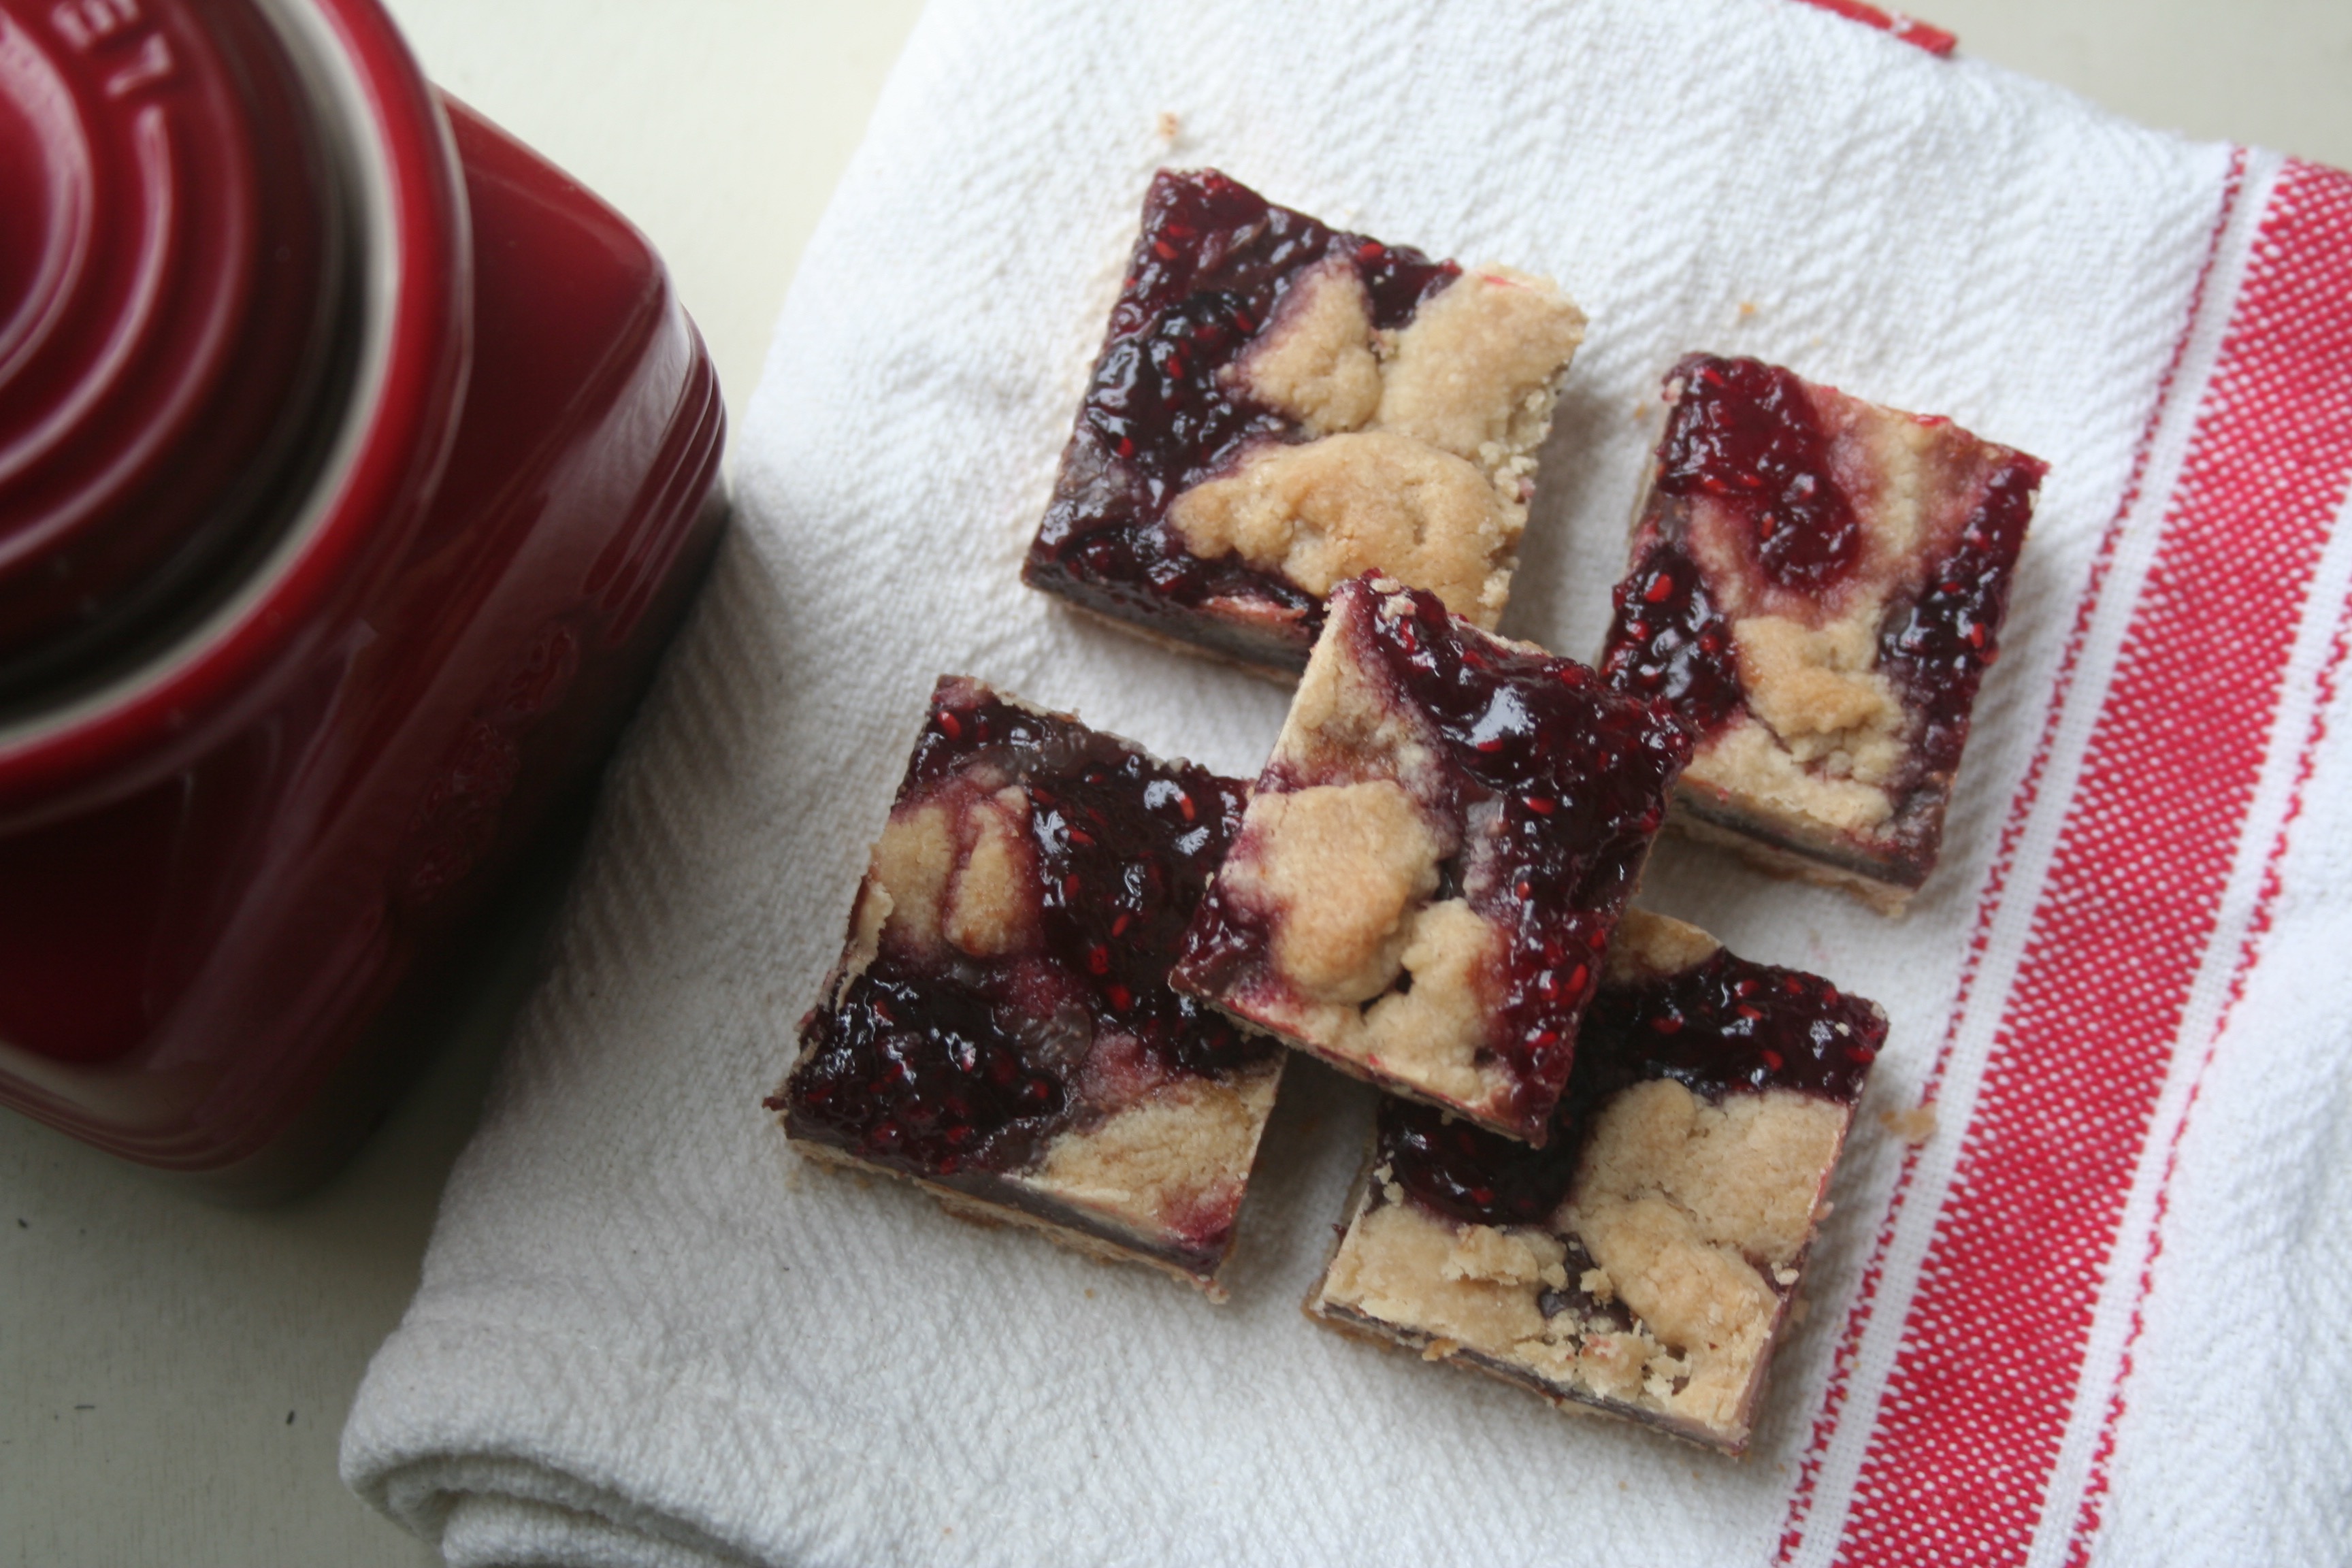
{"left": 1307, "top": 910, "right": 1883, "bottom": 1454}
{"left": 772, "top": 676, "right": 1285, "bottom": 1299}
{"left": 1171, "top": 574, "right": 1691, "bottom": 1144}
{"left": 1600, "top": 353, "right": 2046, "bottom": 913}
{"left": 1023, "top": 167, "right": 1586, "bottom": 675}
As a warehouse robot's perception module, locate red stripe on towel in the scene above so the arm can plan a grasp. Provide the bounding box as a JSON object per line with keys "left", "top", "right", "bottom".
{"left": 2059, "top": 174, "right": 2352, "bottom": 1567}
{"left": 1772, "top": 147, "right": 2251, "bottom": 1567}
{"left": 1791, "top": 0, "right": 1958, "bottom": 56}
{"left": 1831, "top": 157, "right": 2352, "bottom": 1568}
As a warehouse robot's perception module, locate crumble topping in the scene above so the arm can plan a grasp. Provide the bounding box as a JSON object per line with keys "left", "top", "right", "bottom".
{"left": 1209, "top": 785, "right": 1506, "bottom": 1107}
{"left": 1281, "top": 612, "right": 1443, "bottom": 786}
{"left": 1169, "top": 264, "right": 1584, "bottom": 630}
{"left": 1028, "top": 1063, "right": 1281, "bottom": 1241}
{"left": 1345, "top": 899, "right": 1506, "bottom": 1105}
{"left": 1733, "top": 615, "right": 1904, "bottom": 781}
{"left": 1573, "top": 1081, "right": 1841, "bottom": 1428}
{"left": 1603, "top": 908, "right": 1723, "bottom": 983}
{"left": 943, "top": 787, "right": 1039, "bottom": 957}
{"left": 1688, "top": 721, "right": 1898, "bottom": 836}
{"left": 863, "top": 799, "right": 953, "bottom": 958}
{"left": 1218, "top": 780, "right": 1444, "bottom": 1002}
{"left": 1230, "top": 259, "right": 1382, "bottom": 436}
{"left": 1375, "top": 266, "right": 1588, "bottom": 470}
{"left": 1571, "top": 1077, "right": 1847, "bottom": 1271}
{"left": 1439, "top": 1218, "right": 1573, "bottom": 1290}
{"left": 1322, "top": 1203, "right": 1561, "bottom": 1356}
{"left": 1571, "top": 1194, "right": 1773, "bottom": 1431}
{"left": 1168, "top": 432, "right": 1508, "bottom": 619}
{"left": 1317, "top": 1200, "right": 1694, "bottom": 1421}
{"left": 862, "top": 785, "right": 1041, "bottom": 963}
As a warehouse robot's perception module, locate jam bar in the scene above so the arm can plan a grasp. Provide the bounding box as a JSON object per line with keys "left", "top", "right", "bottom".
{"left": 1600, "top": 354, "right": 2046, "bottom": 912}
{"left": 772, "top": 676, "right": 1284, "bottom": 1299}
{"left": 1023, "top": 168, "right": 1587, "bottom": 675}
{"left": 1307, "top": 910, "right": 1882, "bottom": 1454}
{"left": 1171, "top": 574, "right": 1691, "bottom": 1144}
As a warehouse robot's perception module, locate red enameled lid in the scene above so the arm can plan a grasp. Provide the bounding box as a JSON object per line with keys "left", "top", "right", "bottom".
{"left": 0, "top": 0, "right": 351, "bottom": 704}
{"left": 0, "top": 0, "right": 467, "bottom": 821}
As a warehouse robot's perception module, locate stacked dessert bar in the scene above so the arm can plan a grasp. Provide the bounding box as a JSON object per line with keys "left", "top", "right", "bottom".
{"left": 772, "top": 169, "right": 2043, "bottom": 1452}
{"left": 1169, "top": 574, "right": 1691, "bottom": 1145}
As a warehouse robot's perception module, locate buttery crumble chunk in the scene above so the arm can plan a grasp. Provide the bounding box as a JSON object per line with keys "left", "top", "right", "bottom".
{"left": 1228, "top": 258, "right": 1382, "bottom": 435}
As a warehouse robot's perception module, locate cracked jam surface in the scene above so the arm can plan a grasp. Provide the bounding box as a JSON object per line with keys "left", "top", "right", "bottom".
{"left": 1174, "top": 576, "right": 1692, "bottom": 1140}
{"left": 1601, "top": 353, "right": 2045, "bottom": 885}
{"left": 782, "top": 678, "right": 1267, "bottom": 1198}
{"left": 1024, "top": 168, "right": 1460, "bottom": 657}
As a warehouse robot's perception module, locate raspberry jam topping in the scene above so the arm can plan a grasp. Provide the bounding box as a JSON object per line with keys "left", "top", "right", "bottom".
{"left": 1028, "top": 169, "right": 1458, "bottom": 627}
{"left": 1658, "top": 354, "right": 1860, "bottom": 591}
{"left": 1599, "top": 538, "right": 1743, "bottom": 736}
{"left": 1341, "top": 578, "right": 1691, "bottom": 1123}
{"left": 1381, "top": 943, "right": 1882, "bottom": 1228}
{"left": 1379, "top": 1100, "right": 1582, "bottom": 1229}
{"left": 786, "top": 955, "right": 1071, "bottom": 1174}
{"left": 1603, "top": 355, "right": 2046, "bottom": 809}
{"left": 1577, "top": 947, "right": 1882, "bottom": 1105}
{"left": 1877, "top": 451, "right": 2044, "bottom": 779}
{"left": 785, "top": 681, "right": 1262, "bottom": 1177}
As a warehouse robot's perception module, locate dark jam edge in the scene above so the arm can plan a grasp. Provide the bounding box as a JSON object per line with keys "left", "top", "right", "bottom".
{"left": 1573, "top": 945, "right": 1884, "bottom": 1107}
{"left": 784, "top": 955, "right": 1074, "bottom": 1177}
{"left": 1655, "top": 354, "right": 1863, "bottom": 593}
{"left": 783, "top": 677, "right": 1269, "bottom": 1181}
{"left": 1334, "top": 578, "right": 1693, "bottom": 1119}
{"left": 1874, "top": 447, "right": 2044, "bottom": 782}
{"left": 1026, "top": 169, "right": 1460, "bottom": 643}
{"left": 1599, "top": 504, "right": 1746, "bottom": 738}
{"left": 779, "top": 1119, "right": 1234, "bottom": 1280}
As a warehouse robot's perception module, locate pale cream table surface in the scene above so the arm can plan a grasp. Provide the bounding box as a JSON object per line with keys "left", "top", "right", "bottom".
{"left": 3, "top": 3, "right": 2347, "bottom": 1565}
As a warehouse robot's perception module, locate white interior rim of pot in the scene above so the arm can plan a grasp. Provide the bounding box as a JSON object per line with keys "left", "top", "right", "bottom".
{"left": 0, "top": 0, "right": 412, "bottom": 760}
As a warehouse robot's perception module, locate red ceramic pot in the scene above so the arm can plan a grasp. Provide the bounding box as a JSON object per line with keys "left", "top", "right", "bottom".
{"left": 0, "top": 0, "right": 725, "bottom": 1194}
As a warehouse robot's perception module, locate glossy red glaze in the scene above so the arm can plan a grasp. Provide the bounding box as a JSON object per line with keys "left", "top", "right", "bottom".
{"left": 0, "top": 1, "right": 342, "bottom": 687}
{"left": 0, "top": 0, "right": 724, "bottom": 1192}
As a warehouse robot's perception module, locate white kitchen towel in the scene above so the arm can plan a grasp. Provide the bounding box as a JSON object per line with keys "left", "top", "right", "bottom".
{"left": 341, "top": 1, "right": 2352, "bottom": 1563}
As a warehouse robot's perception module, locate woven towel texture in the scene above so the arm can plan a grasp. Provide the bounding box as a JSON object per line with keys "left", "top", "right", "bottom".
{"left": 341, "top": 1, "right": 2352, "bottom": 1564}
